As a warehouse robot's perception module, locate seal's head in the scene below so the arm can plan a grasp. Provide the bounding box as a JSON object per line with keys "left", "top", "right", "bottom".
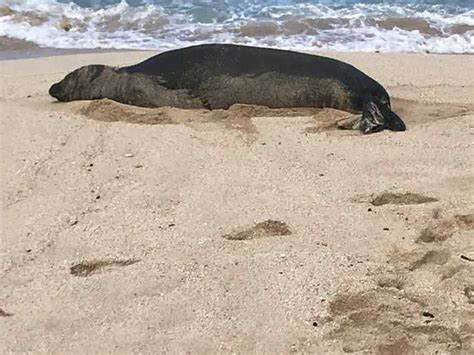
{"left": 49, "top": 65, "right": 110, "bottom": 102}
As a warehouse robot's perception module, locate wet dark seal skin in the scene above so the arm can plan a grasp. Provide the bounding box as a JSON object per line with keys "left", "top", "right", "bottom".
{"left": 49, "top": 43, "right": 406, "bottom": 134}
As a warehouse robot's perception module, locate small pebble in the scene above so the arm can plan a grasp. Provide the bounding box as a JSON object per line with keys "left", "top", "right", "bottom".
{"left": 124, "top": 153, "right": 134, "bottom": 158}
{"left": 26, "top": 249, "right": 32, "bottom": 253}
{"left": 464, "top": 286, "right": 474, "bottom": 304}
{"left": 383, "top": 227, "right": 390, "bottom": 231}
{"left": 422, "top": 311, "right": 434, "bottom": 318}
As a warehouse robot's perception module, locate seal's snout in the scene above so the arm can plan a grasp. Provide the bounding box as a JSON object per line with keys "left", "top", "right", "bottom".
{"left": 49, "top": 79, "right": 71, "bottom": 102}
{"left": 49, "top": 82, "right": 63, "bottom": 100}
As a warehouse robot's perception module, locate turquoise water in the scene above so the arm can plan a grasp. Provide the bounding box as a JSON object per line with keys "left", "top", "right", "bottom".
{"left": 1, "top": 0, "right": 473, "bottom": 52}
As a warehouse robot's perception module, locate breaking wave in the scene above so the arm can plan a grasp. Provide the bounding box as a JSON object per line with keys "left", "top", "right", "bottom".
{"left": 0, "top": 0, "right": 473, "bottom": 53}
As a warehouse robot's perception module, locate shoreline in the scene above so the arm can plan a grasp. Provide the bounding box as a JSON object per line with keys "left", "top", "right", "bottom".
{"left": 1, "top": 36, "right": 473, "bottom": 61}
{"left": 0, "top": 47, "right": 149, "bottom": 61}
{"left": 2, "top": 46, "right": 474, "bottom": 61}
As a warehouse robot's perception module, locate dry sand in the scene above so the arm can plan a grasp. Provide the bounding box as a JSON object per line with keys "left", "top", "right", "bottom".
{"left": 1, "top": 50, "right": 473, "bottom": 353}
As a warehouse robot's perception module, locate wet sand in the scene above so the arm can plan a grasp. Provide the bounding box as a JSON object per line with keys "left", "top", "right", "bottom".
{"left": 0, "top": 37, "right": 146, "bottom": 60}
{"left": 1, "top": 50, "right": 473, "bottom": 353}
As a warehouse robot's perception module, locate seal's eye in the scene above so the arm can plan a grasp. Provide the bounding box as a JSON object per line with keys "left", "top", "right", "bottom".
{"left": 377, "top": 95, "right": 390, "bottom": 107}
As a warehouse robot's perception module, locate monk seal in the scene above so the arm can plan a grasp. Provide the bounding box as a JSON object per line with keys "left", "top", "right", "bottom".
{"left": 49, "top": 43, "right": 406, "bottom": 134}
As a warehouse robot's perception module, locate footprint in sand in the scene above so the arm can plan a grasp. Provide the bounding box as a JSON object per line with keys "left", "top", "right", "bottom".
{"left": 417, "top": 213, "right": 473, "bottom": 243}
{"left": 70, "top": 259, "right": 140, "bottom": 277}
{"left": 222, "top": 219, "right": 291, "bottom": 241}
{"left": 407, "top": 249, "right": 451, "bottom": 271}
{"left": 0, "top": 308, "right": 13, "bottom": 317}
{"left": 370, "top": 192, "right": 438, "bottom": 206}
{"left": 325, "top": 287, "right": 472, "bottom": 353}
{"left": 325, "top": 207, "right": 474, "bottom": 353}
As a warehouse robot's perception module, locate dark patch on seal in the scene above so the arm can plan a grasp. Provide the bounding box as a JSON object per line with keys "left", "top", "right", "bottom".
{"left": 70, "top": 259, "right": 140, "bottom": 277}
{"left": 222, "top": 220, "right": 291, "bottom": 241}
{"left": 371, "top": 192, "right": 438, "bottom": 206}
{"left": 49, "top": 43, "right": 406, "bottom": 134}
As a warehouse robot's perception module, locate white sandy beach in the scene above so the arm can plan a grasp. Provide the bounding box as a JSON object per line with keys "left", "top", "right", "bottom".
{"left": 1, "top": 51, "right": 473, "bottom": 353}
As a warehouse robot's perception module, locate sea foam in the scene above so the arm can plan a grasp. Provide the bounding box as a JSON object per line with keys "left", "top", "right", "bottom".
{"left": 0, "top": 0, "right": 473, "bottom": 53}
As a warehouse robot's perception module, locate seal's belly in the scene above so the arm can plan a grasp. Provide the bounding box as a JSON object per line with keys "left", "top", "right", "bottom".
{"left": 195, "top": 72, "right": 357, "bottom": 111}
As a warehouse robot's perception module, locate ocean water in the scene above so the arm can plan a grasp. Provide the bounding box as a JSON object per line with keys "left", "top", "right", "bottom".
{"left": 0, "top": 0, "right": 473, "bottom": 53}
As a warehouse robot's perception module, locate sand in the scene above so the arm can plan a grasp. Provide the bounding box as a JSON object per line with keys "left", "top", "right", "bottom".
{"left": 1, "top": 50, "right": 473, "bottom": 353}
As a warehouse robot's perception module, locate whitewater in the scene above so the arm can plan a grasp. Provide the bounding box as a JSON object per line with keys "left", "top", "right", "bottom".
{"left": 0, "top": 0, "right": 473, "bottom": 53}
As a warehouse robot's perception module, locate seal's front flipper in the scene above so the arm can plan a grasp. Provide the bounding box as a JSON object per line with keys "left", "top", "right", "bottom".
{"left": 337, "top": 114, "right": 363, "bottom": 130}
{"left": 359, "top": 101, "right": 406, "bottom": 134}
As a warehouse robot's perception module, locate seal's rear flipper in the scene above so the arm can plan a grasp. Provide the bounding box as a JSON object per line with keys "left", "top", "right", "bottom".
{"left": 359, "top": 101, "right": 406, "bottom": 134}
